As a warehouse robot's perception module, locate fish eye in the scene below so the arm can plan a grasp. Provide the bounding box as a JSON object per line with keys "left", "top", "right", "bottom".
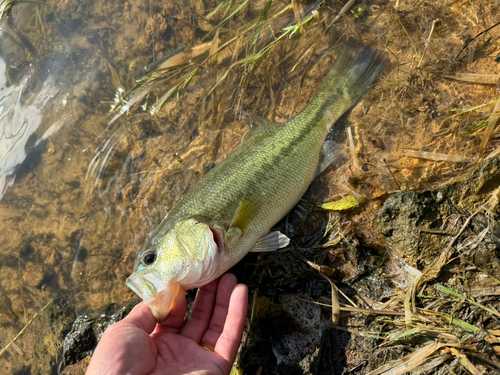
{"left": 142, "top": 251, "right": 156, "bottom": 266}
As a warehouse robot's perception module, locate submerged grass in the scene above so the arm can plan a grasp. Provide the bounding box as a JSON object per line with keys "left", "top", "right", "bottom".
{"left": 108, "top": 0, "right": 318, "bottom": 125}
{"left": 0, "top": 299, "right": 54, "bottom": 359}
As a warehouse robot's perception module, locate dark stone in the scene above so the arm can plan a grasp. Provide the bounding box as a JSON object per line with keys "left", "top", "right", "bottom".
{"left": 66, "top": 179, "right": 81, "bottom": 190}
{"left": 138, "top": 119, "right": 163, "bottom": 139}
{"left": 37, "top": 269, "right": 59, "bottom": 291}
{"left": 378, "top": 156, "right": 500, "bottom": 268}
{"left": 13, "top": 366, "right": 32, "bottom": 375}
{"left": 20, "top": 243, "right": 36, "bottom": 258}
{"left": 44, "top": 11, "right": 54, "bottom": 22}
{"left": 0, "top": 255, "right": 18, "bottom": 269}
{"left": 464, "top": 240, "right": 500, "bottom": 280}
{"left": 62, "top": 319, "right": 97, "bottom": 365}
{"left": 377, "top": 190, "right": 449, "bottom": 267}
{"left": 310, "top": 327, "right": 349, "bottom": 375}
{"left": 14, "top": 135, "right": 45, "bottom": 181}
{"left": 62, "top": 301, "right": 139, "bottom": 366}
{"left": 73, "top": 246, "right": 88, "bottom": 262}
{"left": 69, "top": 229, "right": 84, "bottom": 250}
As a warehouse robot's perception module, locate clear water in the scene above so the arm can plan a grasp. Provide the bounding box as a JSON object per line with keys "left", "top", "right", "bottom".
{"left": 0, "top": 0, "right": 236, "bottom": 373}
{"left": 1, "top": 0, "right": 496, "bottom": 374}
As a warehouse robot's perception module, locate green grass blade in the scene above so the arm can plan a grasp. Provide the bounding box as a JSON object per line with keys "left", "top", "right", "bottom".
{"left": 203, "top": 0, "right": 249, "bottom": 41}
{"left": 250, "top": 0, "right": 272, "bottom": 46}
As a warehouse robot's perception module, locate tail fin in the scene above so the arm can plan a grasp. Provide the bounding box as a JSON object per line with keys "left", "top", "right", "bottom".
{"left": 317, "top": 38, "right": 388, "bottom": 107}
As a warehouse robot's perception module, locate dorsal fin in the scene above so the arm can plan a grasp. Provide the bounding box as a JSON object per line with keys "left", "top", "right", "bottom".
{"left": 244, "top": 116, "right": 284, "bottom": 141}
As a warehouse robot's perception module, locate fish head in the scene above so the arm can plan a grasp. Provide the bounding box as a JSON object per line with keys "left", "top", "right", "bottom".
{"left": 126, "top": 218, "right": 221, "bottom": 322}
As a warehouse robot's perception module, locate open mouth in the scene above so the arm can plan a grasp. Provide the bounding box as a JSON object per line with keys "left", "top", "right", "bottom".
{"left": 126, "top": 275, "right": 142, "bottom": 298}
{"left": 126, "top": 274, "right": 156, "bottom": 302}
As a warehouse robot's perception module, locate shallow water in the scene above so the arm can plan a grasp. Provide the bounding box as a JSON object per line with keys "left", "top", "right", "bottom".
{"left": 0, "top": 0, "right": 225, "bottom": 373}
{"left": 1, "top": 0, "right": 499, "bottom": 374}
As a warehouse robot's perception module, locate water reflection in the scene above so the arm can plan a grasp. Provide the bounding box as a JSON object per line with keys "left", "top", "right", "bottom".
{"left": 0, "top": 1, "right": 237, "bottom": 373}
{"left": 0, "top": 56, "right": 62, "bottom": 199}
{"left": 0, "top": 2, "right": 135, "bottom": 373}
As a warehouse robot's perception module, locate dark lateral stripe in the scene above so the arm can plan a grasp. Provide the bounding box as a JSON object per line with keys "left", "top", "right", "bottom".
{"left": 177, "top": 89, "right": 350, "bottom": 223}
{"left": 246, "top": 91, "right": 348, "bottom": 185}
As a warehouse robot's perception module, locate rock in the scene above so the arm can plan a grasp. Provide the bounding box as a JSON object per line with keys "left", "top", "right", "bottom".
{"left": 463, "top": 237, "right": 500, "bottom": 280}
{"left": 378, "top": 156, "right": 500, "bottom": 269}
{"left": 271, "top": 295, "right": 326, "bottom": 369}
{"left": 310, "top": 327, "right": 350, "bottom": 375}
{"left": 62, "top": 319, "right": 97, "bottom": 366}
{"left": 62, "top": 301, "right": 138, "bottom": 366}
{"left": 377, "top": 189, "right": 451, "bottom": 268}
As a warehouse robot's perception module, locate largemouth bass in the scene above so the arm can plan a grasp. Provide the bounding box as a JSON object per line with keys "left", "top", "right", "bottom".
{"left": 127, "top": 40, "right": 388, "bottom": 322}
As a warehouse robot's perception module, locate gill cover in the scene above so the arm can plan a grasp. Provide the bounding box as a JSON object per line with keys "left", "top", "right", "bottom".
{"left": 126, "top": 218, "right": 220, "bottom": 322}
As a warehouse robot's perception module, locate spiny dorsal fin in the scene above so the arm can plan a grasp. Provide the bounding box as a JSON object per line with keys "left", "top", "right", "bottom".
{"left": 250, "top": 231, "right": 290, "bottom": 252}
{"left": 244, "top": 116, "right": 284, "bottom": 140}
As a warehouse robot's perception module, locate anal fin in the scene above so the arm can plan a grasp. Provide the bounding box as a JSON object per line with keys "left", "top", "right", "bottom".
{"left": 250, "top": 231, "right": 290, "bottom": 252}
{"left": 314, "top": 140, "right": 345, "bottom": 178}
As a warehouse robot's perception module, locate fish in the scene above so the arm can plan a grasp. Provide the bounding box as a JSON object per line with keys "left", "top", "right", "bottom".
{"left": 126, "top": 39, "right": 388, "bottom": 322}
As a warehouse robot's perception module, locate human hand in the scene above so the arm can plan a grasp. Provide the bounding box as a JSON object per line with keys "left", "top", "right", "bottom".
{"left": 86, "top": 273, "right": 248, "bottom": 375}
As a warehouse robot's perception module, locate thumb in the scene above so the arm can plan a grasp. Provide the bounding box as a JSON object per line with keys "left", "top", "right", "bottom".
{"left": 122, "top": 302, "right": 157, "bottom": 334}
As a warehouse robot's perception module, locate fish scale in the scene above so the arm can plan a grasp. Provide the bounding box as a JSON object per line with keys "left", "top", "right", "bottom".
{"left": 127, "top": 39, "right": 389, "bottom": 322}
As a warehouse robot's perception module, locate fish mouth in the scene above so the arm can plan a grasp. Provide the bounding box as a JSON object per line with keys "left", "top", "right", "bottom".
{"left": 126, "top": 273, "right": 183, "bottom": 323}
{"left": 126, "top": 274, "right": 157, "bottom": 303}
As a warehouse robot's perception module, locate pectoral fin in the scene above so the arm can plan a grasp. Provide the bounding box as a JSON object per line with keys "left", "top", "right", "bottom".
{"left": 230, "top": 193, "right": 254, "bottom": 232}
{"left": 314, "top": 140, "right": 345, "bottom": 178}
{"left": 250, "top": 231, "right": 290, "bottom": 252}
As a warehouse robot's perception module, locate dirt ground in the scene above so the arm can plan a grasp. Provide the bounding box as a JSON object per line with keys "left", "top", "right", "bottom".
{"left": 1, "top": 0, "right": 500, "bottom": 374}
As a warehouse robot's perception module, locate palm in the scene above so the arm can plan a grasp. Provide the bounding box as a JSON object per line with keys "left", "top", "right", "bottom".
{"left": 87, "top": 274, "right": 248, "bottom": 375}
{"left": 152, "top": 334, "right": 225, "bottom": 375}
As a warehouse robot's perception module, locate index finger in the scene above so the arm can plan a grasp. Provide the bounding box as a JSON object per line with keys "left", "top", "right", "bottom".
{"left": 198, "top": 274, "right": 237, "bottom": 346}
{"left": 179, "top": 276, "right": 220, "bottom": 342}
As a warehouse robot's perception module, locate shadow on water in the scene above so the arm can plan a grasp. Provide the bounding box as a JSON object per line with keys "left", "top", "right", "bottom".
{"left": 13, "top": 135, "right": 45, "bottom": 181}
